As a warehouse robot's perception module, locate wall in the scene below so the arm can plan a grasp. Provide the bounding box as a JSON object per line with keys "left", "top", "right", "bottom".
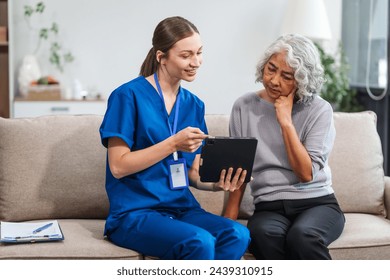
{"left": 10, "top": 0, "right": 341, "bottom": 114}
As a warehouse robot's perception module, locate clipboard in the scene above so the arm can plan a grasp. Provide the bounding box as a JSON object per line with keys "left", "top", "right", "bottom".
{"left": 199, "top": 137, "right": 257, "bottom": 183}
{"left": 0, "top": 220, "right": 64, "bottom": 243}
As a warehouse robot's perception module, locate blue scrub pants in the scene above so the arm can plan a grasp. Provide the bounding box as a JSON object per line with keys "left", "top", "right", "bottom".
{"left": 108, "top": 207, "right": 250, "bottom": 260}
{"left": 247, "top": 194, "right": 345, "bottom": 260}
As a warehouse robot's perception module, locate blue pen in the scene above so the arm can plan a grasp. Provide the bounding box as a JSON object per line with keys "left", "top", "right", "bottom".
{"left": 32, "top": 222, "right": 53, "bottom": 234}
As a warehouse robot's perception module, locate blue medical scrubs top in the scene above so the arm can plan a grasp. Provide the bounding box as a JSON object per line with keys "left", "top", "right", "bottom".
{"left": 99, "top": 76, "right": 208, "bottom": 234}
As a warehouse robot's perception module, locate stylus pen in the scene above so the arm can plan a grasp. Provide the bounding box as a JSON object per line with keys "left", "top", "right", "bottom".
{"left": 32, "top": 222, "right": 53, "bottom": 234}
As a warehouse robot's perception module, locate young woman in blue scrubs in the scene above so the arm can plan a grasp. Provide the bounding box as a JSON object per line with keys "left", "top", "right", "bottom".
{"left": 99, "top": 16, "right": 250, "bottom": 260}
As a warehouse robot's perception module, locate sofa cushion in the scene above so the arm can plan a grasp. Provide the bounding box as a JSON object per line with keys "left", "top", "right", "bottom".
{"left": 328, "top": 213, "right": 390, "bottom": 259}
{"left": 0, "top": 219, "right": 140, "bottom": 259}
{"left": 0, "top": 115, "right": 109, "bottom": 221}
{"left": 329, "top": 213, "right": 390, "bottom": 249}
{"left": 330, "top": 111, "right": 385, "bottom": 216}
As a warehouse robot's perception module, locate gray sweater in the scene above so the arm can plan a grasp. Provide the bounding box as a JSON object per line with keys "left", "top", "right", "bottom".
{"left": 229, "top": 92, "right": 335, "bottom": 204}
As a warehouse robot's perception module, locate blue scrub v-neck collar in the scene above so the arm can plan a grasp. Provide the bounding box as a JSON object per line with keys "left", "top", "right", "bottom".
{"left": 143, "top": 75, "right": 182, "bottom": 117}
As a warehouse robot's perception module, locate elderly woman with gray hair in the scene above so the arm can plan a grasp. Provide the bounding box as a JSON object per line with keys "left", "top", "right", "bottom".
{"left": 224, "top": 34, "right": 345, "bottom": 260}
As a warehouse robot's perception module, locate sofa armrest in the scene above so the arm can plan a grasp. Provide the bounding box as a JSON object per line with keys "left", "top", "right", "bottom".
{"left": 385, "top": 176, "right": 390, "bottom": 220}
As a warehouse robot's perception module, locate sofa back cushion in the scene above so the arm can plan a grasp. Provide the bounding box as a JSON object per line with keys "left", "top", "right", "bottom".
{"left": 330, "top": 111, "right": 385, "bottom": 216}
{"left": 205, "top": 114, "right": 230, "bottom": 136}
{"left": 0, "top": 115, "right": 109, "bottom": 221}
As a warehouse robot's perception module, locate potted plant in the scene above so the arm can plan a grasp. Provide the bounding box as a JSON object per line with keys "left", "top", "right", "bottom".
{"left": 316, "top": 43, "right": 363, "bottom": 112}
{"left": 24, "top": 1, "right": 74, "bottom": 72}
{"left": 18, "top": 1, "right": 75, "bottom": 99}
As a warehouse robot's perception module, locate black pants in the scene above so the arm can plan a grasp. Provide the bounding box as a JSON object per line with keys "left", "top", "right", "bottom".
{"left": 247, "top": 194, "right": 345, "bottom": 260}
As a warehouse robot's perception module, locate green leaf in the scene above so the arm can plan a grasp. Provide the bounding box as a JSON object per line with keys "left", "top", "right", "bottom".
{"left": 51, "top": 23, "right": 59, "bottom": 34}
{"left": 39, "top": 28, "right": 49, "bottom": 40}
{"left": 64, "top": 52, "right": 75, "bottom": 63}
{"left": 36, "top": 2, "right": 45, "bottom": 13}
{"left": 24, "top": 6, "right": 34, "bottom": 17}
{"left": 51, "top": 42, "right": 61, "bottom": 52}
{"left": 50, "top": 51, "right": 63, "bottom": 72}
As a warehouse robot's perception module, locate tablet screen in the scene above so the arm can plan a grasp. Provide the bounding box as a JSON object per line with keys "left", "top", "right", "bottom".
{"left": 199, "top": 137, "right": 257, "bottom": 183}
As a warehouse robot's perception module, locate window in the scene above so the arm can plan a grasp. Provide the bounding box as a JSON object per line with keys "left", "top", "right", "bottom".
{"left": 342, "top": 0, "right": 388, "bottom": 93}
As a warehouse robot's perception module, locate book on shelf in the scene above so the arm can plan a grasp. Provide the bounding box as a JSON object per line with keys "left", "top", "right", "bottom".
{"left": 0, "top": 220, "right": 64, "bottom": 243}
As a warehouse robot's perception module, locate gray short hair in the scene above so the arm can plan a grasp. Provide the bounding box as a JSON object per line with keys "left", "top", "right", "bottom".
{"left": 255, "top": 34, "right": 325, "bottom": 103}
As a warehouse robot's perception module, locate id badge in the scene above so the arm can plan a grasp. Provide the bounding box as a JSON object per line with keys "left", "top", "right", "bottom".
{"left": 168, "top": 158, "right": 189, "bottom": 190}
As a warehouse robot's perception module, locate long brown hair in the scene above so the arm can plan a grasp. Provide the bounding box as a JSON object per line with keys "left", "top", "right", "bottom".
{"left": 139, "top": 16, "right": 199, "bottom": 77}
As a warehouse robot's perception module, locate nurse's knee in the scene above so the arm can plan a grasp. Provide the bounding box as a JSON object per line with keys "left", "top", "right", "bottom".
{"left": 192, "top": 230, "right": 216, "bottom": 251}
{"left": 175, "top": 230, "right": 216, "bottom": 259}
{"left": 231, "top": 222, "right": 251, "bottom": 247}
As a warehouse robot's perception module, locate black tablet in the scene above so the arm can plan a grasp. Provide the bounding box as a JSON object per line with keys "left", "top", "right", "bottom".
{"left": 199, "top": 137, "right": 258, "bottom": 183}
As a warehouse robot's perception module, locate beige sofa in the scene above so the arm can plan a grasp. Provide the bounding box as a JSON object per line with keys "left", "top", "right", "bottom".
{"left": 0, "top": 111, "right": 389, "bottom": 259}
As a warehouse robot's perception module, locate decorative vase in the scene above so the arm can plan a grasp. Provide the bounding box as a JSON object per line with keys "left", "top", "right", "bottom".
{"left": 18, "top": 54, "right": 41, "bottom": 98}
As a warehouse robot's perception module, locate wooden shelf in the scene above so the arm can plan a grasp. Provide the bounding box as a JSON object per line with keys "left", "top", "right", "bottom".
{"left": 0, "top": 0, "right": 9, "bottom": 118}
